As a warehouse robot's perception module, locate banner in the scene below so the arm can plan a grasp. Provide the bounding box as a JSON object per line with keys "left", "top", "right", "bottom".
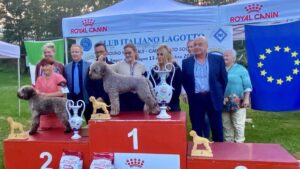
{"left": 24, "top": 39, "right": 65, "bottom": 65}
{"left": 245, "top": 21, "right": 300, "bottom": 111}
{"left": 76, "top": 25, "right": 232, "bottom": 71}
{"left": 220, "top": 0, "right": 300, "bottom": 25}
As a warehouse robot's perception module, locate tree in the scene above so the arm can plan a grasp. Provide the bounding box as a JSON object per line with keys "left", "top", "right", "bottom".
{"left": 0, "top": 0, "right": 119, "bottom": 43}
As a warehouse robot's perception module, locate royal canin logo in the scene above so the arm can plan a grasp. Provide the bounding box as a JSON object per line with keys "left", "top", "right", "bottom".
{"left": 230, "top": 3, "right": 279, "bottom": 23}
{"left": 82, "top": 19, "right": 95, "bottom": 27}
{"left": 126, "top": 158, "right": 144, "bottom": 168}
{"left": 70, "top": 19, "right": 108, "bottom": 34}
{"left": 244, "top": 4, "right": 263, "bottom": 13}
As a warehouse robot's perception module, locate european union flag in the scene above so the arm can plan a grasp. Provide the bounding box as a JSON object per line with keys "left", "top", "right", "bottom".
{"left": 245, "top": 21, "right": 300, "bottom": 111}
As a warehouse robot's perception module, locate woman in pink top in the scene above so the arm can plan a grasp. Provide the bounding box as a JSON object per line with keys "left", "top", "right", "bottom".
{"left": 35, "top": 58, "right": 66, "bottom": 129}
{"left": 35, "top": 58, "right": 66, "bottom": 97}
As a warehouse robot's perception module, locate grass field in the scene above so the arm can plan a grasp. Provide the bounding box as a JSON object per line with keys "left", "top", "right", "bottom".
{"left": 0, "top": 62, "right": 299, "bottom": 168}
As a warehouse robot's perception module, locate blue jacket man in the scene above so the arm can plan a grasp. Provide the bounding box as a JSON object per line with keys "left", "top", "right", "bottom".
{"left": 64, "top": 44, "right": 91, "bottom": 122}
{"left": 182, "top": 37, "right": 227, "bottom": 142}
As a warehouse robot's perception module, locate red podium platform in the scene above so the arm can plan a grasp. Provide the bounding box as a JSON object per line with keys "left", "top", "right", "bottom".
{"left": 4, "top": 129, "right": 90, "bottom": 169}
{"left": 187, "top": 142, "right": 299, "bottom": 169}
{"left": 89, "top": 112, "right": 187, "bottom": 169}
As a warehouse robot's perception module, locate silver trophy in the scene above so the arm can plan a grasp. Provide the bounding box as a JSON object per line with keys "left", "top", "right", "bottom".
{"left": 150, "top": 63, "right": 175, "bottom": 119}
{"left": 66, "top": 100, "right": 85, "bottom": 139}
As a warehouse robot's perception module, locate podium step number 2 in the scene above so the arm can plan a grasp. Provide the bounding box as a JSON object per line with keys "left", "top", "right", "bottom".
{"left": 40, "top": 152, "right": 53, "bottom": 169}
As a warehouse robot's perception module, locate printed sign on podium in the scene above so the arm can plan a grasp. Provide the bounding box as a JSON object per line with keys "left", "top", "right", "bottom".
{"left": 89, "top": 112, "right": 187, "bottom": 169}
{"left": 4, "top": 129, "right": 90, "bottom": 169}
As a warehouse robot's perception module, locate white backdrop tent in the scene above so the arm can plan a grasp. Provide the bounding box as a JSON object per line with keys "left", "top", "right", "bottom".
{"left": 62, "top": 0, "right": 219, "bottom": 38}
{"left": 62, "top": 0, "right": 235, "bottom": 70}
{"left": 0, "top": 41, "right": 21, "bottom": 115}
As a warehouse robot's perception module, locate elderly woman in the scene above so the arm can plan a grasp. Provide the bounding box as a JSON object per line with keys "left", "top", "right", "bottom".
{"left": 149, "top": 44, "right": 182, "bottom": 111}
{"left": 35, "top": 42, "right": 64, "bottom": 81}
{"left": 223, "top": 49, "right": 252, "bottom": 143}
{"left": 111, "top": 43, "right": 147, "bottom": 112}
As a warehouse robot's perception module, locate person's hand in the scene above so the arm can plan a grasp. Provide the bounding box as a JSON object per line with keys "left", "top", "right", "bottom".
{"left": 242, "top": 98, "right": 250, "bottom": 108}
{"left": 224, "top": 97, "right": 229, "bottom": 105}
{"left": 98, "top": 55, "right": 105, "bottom": 61}
{"left": 181, "top": 94, "right": 188, "bottom": 104}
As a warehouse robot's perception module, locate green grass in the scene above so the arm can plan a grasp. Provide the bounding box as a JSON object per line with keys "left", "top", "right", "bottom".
{"left": 0, "top": 63, "right": 300, "bottom": 168}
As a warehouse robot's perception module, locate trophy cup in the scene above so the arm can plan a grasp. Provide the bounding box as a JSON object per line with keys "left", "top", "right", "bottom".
{"left": 150, "top": 63, "right": 175, "bottom": 119}
{"left": 66, "top": 100, "right": 85, "bottom": 140}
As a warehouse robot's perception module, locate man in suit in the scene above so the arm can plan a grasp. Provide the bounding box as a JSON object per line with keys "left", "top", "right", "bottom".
{"left": 64, "top": 44, "right": 92, "bottom": 122}
{"left": 182, "top": 36, "right": 227, "bottom": 142}
{"left": 89, "top": 42, "right": 113, "bottom": 106}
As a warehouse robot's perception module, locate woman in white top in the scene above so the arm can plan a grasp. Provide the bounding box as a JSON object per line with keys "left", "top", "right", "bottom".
{"left": 112, "top": 43, "right": 147, "bottom": 112}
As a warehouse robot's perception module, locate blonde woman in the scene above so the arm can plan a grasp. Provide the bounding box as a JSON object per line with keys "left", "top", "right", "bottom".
{"left": 35, "top": 42, "right": 64, "bottom": 81}
{"left": 112, "top": 43, "right": 147, "bottom": 112}
{"left": 149, "top": 44, "right": 182, "bottom": 111}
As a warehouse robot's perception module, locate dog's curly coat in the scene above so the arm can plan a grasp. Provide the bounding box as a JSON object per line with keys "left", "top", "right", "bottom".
{"left": 17, "top": 85, "right": 71, "bottom": 135}
{"left": 89, "top": 61, "right": 159, "bottom": 115}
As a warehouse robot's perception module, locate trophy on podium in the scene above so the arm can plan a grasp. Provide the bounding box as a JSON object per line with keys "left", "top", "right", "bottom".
{"left": 150, "top": 63, "right": 175, "bottom": 119}
{"left": 66, "top": 100, "right": 85, "bottom": 139}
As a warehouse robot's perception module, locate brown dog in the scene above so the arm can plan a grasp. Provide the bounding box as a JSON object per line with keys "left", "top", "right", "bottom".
{"left": 17, "top": 85, "right": 71, "bottom": 135}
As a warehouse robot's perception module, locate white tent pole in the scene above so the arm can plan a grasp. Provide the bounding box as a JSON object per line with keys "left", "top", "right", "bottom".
{"left": 18, "top": 58, "right": 21, "bottom": 116}
{"left": 64, "top": 38, "right": 68, "bottom": 64}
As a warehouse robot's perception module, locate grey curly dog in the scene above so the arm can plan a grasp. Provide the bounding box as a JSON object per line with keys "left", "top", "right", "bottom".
{"left": 17, "top": 85, "right": 71, "bottom": 135}
{"left": 89, "top": 61, "right": 159, "bottom": 115}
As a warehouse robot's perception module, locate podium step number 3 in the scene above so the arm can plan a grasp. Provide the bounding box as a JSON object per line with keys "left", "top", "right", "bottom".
{"left": 40, "top": 152, "right": 53, "bottom": 169}
{"left": 128, "top": 128, "right": 138, "bottom": 150}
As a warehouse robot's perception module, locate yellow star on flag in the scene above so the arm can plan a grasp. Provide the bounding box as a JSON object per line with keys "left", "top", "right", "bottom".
{"left": 257, "top": 62, "right": 264, "bottom": 68}
{"left": 266, "top": 48, "right": 272, "bottom": 54}
{"left": 286, "top": 75, "right": 293, "bottom": 82}
{"left": 284, "top": 46, "right": 291, "bottom": 52}
{"left": 274, "top": 46, "right": 281, "bottom": 52}
{"left": 294, "top": 59, "right": 300, "bottom": 66}
{"left": 259, "top": 54, "right": 266, "bottom": 60}
{"left": 267, "top": 76, "right": 274, "bottom": 83}
{"left": 260, "top": 70, "right": 267, "bottom": 76}
{"left": 277, "top": 79, "right": 283, "bottom": 85}
{"left": 293, "top": 68, "right": 299, "bottom": 75}
{"left": 291, "top": 51, "right": 298, "bottom": 57}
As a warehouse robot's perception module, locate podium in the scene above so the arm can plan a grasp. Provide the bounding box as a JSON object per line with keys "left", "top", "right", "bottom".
{"left": 3, "top": 111, "right": 299, "bottom": 169}
{"left": 3, "top": 129, "right": 90, "bottom": 169}
{"left": 3, "top": 112, "right": 187, "bottom": 169}
{"left": 89, "top": 112, "right": 187, "bottom": 169}
{"left": 187, "top": 142, "right": 299, "bottom": 169}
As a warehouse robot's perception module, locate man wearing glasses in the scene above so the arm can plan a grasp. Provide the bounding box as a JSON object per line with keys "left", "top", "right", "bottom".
{"left": 88, "top": 42, "right": 113, "bottom": 116}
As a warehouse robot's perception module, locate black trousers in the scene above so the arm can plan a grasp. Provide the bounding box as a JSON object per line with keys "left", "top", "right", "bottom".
{"left": 188, "top": 93, "right": 224, "bottom": 142}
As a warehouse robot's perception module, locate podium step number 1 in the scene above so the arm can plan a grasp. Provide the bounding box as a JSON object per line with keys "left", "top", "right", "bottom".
{"left": 128, "top": 128, "right": 138, "bottom": 150}
{"left": 40, "top": 152, "right": 53, "bottom": 169}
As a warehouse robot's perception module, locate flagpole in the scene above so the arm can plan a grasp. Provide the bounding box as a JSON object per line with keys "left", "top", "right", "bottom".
{"left": 64, "top": 38, "right": 68, "bottom": 64}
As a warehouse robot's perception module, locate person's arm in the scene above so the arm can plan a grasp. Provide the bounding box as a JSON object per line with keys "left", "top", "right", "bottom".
{"left": 172, "top": 65, "right": 182, "bottom": 102}
{"left": 241, "top": 66, "right": 252, "bottom": 108}
{"left": 40, "top": 88, "right": 64, "bottom": 97}
{"left": 219, "top": 56, "right": 228, "bottom": 93}
{"left": 35, "top": 63, "right": 40, "bottom": 82}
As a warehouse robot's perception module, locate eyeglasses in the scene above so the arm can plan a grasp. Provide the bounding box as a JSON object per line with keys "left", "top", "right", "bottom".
{"left": 95, "top": 51, "right": 106, "bottom": 54}
{"left": 125, "top": 51, "right": 132, "bottom": 55}
{"left": 71, "top": 51, "right": 81, "bottom": 54}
